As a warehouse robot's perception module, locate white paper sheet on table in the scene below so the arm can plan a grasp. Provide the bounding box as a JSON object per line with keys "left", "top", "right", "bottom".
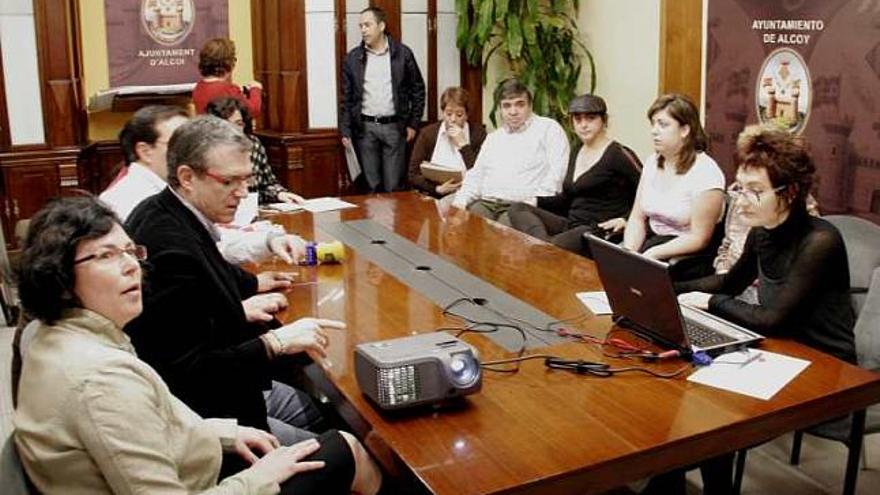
{"left": 300, "top": 197, "right": 358, "bottom": 213}
{"left": 575, "top": 291, "right": 612, "bottom": 315}
{"left": 232, "top": 193, "right": 259, "bottom": 226}
{"left": 264, "top": 198, "right": 357, "bottom": 214}
{"left": 687, "top": 349, "right": 811, "bottom": 400}
{"left": 265, "top": 202, "right": 303, "bottom": 213}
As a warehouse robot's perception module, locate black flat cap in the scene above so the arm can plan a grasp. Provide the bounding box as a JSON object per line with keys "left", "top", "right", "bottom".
{"left": 569, "top": 94, "right": 607, "bottom": 115}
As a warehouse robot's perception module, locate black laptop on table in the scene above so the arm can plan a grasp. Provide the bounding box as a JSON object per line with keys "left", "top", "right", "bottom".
{"left": 586, "top": 235, "right": 764, "bottom": 357}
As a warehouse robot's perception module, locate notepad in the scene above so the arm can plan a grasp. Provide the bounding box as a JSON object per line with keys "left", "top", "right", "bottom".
{"left": 420, "top": 161, "right": 463, "bottom": 183}
{"left": 687, "top": 349, "right": 810, "bottom": 400}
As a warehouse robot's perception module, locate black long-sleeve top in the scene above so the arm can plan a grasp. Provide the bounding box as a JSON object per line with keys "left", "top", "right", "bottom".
{"left": 536, "top": 141, "right": 641, "bottom": 227}
{"left": 676, "top": 207, "right": 856, "bottom": 362}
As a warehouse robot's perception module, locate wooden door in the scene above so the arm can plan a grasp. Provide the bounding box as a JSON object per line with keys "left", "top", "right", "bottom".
{"left": 2, "top": 165, "right": 60, "bottom": 246}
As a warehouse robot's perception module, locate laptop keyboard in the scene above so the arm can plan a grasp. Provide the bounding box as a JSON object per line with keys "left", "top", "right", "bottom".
{"left": 684, "top": 319, "right": 737, "bottom": 348}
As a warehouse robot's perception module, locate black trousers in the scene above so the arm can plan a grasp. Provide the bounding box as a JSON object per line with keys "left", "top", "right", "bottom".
{"left": 640, "top": 225, "right": 724, "bottom": 282}
{"left": 508, "top": 203, "right": 595, "bottom": 256}
{"left": 220, "top": 429, "right": 355, "bottom": 495}
{"left": 642, "top": 453, "right": 735, "bottom": 495}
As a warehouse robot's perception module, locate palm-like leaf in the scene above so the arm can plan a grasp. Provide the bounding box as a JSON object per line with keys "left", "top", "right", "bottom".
{"left": 456, "top": 0, "right": 594, "bottom": 136}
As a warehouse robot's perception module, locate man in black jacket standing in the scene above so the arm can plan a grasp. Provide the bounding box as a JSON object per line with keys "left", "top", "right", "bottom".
{"left": 340, "top": 6, "right": 425, "bottom": 193}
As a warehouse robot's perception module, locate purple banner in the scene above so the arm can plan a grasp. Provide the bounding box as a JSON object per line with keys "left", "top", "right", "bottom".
{"left": 705, "top": 0, "right": 880, "bottom": 222}
{"left": 105, "top": 0, "right": 228, "bottom": 88}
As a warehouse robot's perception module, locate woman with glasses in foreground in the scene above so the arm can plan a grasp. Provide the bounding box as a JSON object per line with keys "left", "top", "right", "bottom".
{"left": 677, "top": 124, "right": 855, "bottom": 363}
{"left": 13, "top": 196, "right": 380, "bottom": 494}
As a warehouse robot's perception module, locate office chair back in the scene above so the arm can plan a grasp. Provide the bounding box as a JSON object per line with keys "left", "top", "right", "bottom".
{"left": 825, "top": 215, "right": 880, "bottom": 371}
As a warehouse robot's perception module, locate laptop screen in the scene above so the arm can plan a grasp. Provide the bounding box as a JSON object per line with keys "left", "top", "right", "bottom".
{"left": 587, "top": 235, "right": 690, "bottom": 351}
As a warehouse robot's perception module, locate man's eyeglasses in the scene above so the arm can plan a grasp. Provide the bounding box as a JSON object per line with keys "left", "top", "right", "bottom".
{"left": 727, "top": 183, "right": 787, "bottom": 205}
{"left": 200, "top": 169, "right": 254, "bottom": 190}
{"left": 74, "top": 245, "right": 148, "bottom": 265}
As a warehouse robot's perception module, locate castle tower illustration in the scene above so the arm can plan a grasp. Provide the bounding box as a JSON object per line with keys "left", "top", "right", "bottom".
{"left": 762, "top": 60, "right": 801, "bottom": 127}
{"left": 146, "top": 0, "right": 185, "bottom": 33}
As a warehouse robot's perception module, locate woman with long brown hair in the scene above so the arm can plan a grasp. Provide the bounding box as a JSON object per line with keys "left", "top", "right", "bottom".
{"left": 623, "top": 93, "right": 726, "bottom": 280}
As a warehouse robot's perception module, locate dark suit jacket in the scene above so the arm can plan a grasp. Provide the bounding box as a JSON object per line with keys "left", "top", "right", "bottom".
{"left": 407, "top": 122, "right": 487, "bottom": 197}
{"left": 340, "top": 35, "right": 426, "bottom": 138}
{"left": 124, "top": 188, "right": 272, "bottom": 430}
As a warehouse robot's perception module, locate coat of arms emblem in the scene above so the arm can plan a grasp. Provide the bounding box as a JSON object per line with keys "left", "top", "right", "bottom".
{"left": 141, "top": 0, "right": 195, "bottom": 46}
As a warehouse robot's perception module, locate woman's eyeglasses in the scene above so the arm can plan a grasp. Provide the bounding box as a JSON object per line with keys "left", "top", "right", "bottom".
{"left": 727, "top": 183, "right": 786, "bottom": 205}
{"left": 74, "top": 245, "right": 148, "bottom": 265}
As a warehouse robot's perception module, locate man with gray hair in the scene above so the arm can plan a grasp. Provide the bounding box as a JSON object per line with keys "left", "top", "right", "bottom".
{"left": 101, "top": 105, "right": 305, "bottom": 267}
{"left": 124, "top": 116, "right": 343, "bottom": 446}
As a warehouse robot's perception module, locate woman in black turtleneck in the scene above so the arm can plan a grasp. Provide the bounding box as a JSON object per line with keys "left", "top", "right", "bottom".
{"left": 676, "top": 124, "right": 856, "bottom": 363}
{"left": 641, "top": 124, "right": 858, "bottom": 495}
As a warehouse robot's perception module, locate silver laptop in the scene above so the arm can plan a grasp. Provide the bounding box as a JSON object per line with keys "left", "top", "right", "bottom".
{"left": 587, "top": 235, "right": 764, "bottom": 356}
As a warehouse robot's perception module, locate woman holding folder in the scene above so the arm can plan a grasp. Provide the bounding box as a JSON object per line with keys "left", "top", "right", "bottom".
{"left": 408, "top": 87, "right": 487, "bottom": 198}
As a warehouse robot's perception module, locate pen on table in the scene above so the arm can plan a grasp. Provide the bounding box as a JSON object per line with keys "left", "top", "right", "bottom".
{"left": 738, "top": 351, "right": 762, "bottom": 369}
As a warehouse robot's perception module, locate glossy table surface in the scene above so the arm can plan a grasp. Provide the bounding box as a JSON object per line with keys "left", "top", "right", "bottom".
{"left": 261, "top": 192, "right": 880, "bottom": 495}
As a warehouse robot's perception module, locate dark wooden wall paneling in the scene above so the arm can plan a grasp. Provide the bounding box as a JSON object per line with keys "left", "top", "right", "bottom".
{"left": 459, "top": 1, "right": 482, "bottom": 126}
{"left": 659, "top": 0, "right": 703, "bottom": 104}
{"left": 0, "top": 44, "right": 9, "bottom": 150}
{"left": 0, "top": 0, "right": 85, "bottom": 247}
{"left": 252, "top": 0, "right": 347, "bottom": 197}
{"left": 34, "top": 0, "right": 84, "bottom": 148}
{"left": 79, "top": 141, "right": 125, "bottom": 194}
{"left": 371, "top": 0, "right": 400, "bottom": 41}
{"left": 426, "top": 0, "right": 437, "bottom": 122}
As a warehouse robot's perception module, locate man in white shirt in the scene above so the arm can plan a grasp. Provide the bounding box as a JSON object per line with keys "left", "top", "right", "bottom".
{"left": 452, "top": 79, "right": 570, "bottom": 226}
{"left": 100, "top": 105, "right": 188, "bottom": 221}
{"left": 100, "top": 106, "right": 303, "bottom": 266}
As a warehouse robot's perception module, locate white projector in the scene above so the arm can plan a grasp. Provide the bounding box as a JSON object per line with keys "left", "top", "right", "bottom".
{"left": 354, "top": 332, "right": 482, "bottom": 410}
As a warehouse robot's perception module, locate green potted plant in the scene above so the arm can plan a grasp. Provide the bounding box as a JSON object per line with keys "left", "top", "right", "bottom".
{"left": 456, "top": 0, "right": 595, "bottom": 128}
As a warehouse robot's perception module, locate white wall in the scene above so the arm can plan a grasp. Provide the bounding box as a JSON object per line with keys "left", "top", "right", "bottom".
{"left": 578, "top": 0, "right": 661, "bottom": 159}
{"left": 0, "top": 0, "right": 45, "bottom": 145}
{"left": 305, "top": 0, "right": 339, "bottom": 127}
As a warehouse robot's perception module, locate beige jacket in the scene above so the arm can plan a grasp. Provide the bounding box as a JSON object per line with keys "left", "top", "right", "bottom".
{"left": 14, "top": 308, "right": 278, "bottom": 495}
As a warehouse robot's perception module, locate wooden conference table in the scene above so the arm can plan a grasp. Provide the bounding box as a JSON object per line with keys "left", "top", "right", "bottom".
{"left": 260, "top": 192, "right": 880, "bottom": 495}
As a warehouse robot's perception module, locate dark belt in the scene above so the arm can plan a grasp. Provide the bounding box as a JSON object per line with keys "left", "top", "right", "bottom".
{"left": 361, "top": 114, "right": 399, "bottom": 124}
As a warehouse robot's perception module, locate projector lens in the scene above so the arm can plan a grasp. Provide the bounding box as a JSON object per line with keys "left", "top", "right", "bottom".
{"left": 449, "top": 353, "right": 479, "bottom": 386}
